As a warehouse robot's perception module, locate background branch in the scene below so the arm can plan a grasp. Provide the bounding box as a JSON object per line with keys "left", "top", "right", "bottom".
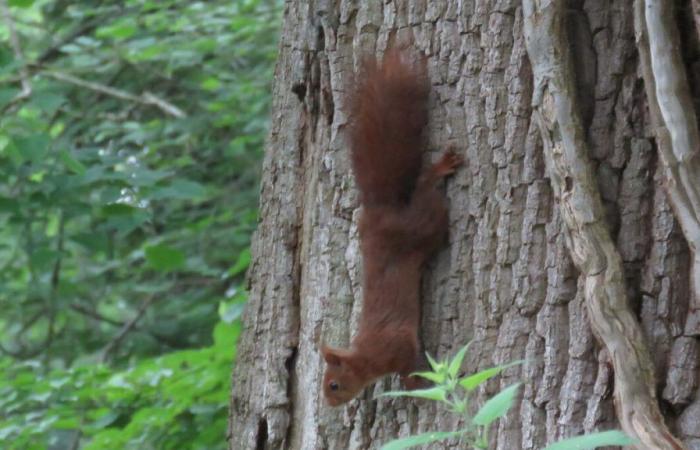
{"left": 0, "top": 0, "right": 32, "bottom": 114}
{"left": 99, "top": 295, "right": 157, "bottom": 363}
{"left": 70, "top": 304, "right": 125, "bottom": 327}
{"left": 43, "top": 70, "right": 187, "bottom": 118}
{"left": 0, "top": 0, "right": 30, "bottom": 95}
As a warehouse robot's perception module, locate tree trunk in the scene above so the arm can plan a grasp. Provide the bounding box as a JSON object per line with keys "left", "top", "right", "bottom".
{"left": 228, "top": 1, "right": 700, "bottom": 449}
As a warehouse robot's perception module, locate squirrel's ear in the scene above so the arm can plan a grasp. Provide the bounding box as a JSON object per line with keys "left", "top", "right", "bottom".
{"left": 321, "top": 346, "right": 344, "bottom": 366}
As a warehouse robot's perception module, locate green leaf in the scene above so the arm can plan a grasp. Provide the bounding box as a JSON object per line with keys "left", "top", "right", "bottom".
{"left": 472, "top": 383, "right": 520, "bottom": 426}
{"left": 379, "top": 386, "right": 448, "bottom": 402}
{"left": 92, "top": 411, "right": 120, "bottom": 429}
{"left": 70, "top": 232, "right": 109, "bottom": 252}
{"left": 448, "top": 342, "right": 471, "bottom": 379}
{"left": 0, "top": 89, "right": 16, "bottom": 107}
{"left": 29, "top": 92, "right": 65, "bottom": 113}
{"left": 213, "top": 320, "right": 241, "bottom": 349}
{"left": 219, "top": 301, "right": 246, "bottom": 323}
{"left": 9, "top": 0, "right": 34, "bottom": 7}
{"left": 0, "top": 197, "right": 19, "bottom": 213}
{"left": 380, "top": 430, "right": 467, "bottom": 450}
{"left": 29, "top": 169, "right": 46, "bottom": 182}
{"left": 459, "top": 360, "right": 524, "bottom": 391}
{"left": 30, "top": 247, "right": 60, "bottom": 269}
{"left": 150, "top": 180, "right": 207, "bottom": 201}
{"left": 201, "top": 77, "right": 221, "bottom": 91}
{"left": 101, "top": 203, "right": 140, "bottom": 216}
{"left": 145, "top": 244, "right": 185, "bottom": 271}
{"left": 60, "top": 150, "right": 87, "bottom": 175}
{"left": 542, "top": 430, "right": 634, "bottom": 450}
{"left": 129, "top": 43, "right": 167, "bottom": 61}
{"left": 53, "top": 417, "right": 81, "bottom": 429}
{"left": 227, "top": 248, "right": 251, "bottom": 277}
{"left": 425, "top": 353, "right": 444, "bottom": 373}
{"left": 0, "top": 46, "right": 12, "bottom": 67}
{"left": 96, "top": 22, "right": 137, "bottom": 40}
{"left": 13, "top": 134, "right": 50, "bottom": 163}
{"left": 410, "top": 370, "right": 445, "bottom": 384}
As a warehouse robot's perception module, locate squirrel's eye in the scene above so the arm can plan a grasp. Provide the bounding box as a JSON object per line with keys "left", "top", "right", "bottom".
{"left": 329, "top": 381, "right": 339, "bottom": 391}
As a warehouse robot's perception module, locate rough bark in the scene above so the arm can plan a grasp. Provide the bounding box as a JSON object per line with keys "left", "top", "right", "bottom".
{"left": 641, "top": 0, "right": 700, "bottom": 335}
{"left": 229, "top": 1, "right": 700, "bottom": 449}
{"left": 523, "top": 1, "right": 684, "bottom": 447}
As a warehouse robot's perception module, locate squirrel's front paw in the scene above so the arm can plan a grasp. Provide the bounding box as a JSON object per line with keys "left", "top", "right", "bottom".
{"left": 435, "top": 148, "right": 464, "bottom": 176}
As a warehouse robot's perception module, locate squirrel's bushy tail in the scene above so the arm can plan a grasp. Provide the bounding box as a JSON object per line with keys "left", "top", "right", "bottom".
{"left": 349, "top": 48, "right": 429, "bottom": 206}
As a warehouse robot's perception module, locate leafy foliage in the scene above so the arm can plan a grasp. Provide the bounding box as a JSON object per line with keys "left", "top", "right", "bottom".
{"left": 0, "top": 0, "right": 280, "bottom": 448}
{"left": 379, "top": 344, "right": 632, "bottom": 450}
{"left": 0, "top": 320, "right": 241, "bottom": 449}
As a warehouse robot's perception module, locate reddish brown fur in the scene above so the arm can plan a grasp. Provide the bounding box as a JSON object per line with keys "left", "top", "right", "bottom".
{"left": 349, "top": 48, "right": 429, "bottom": 206}
{"left": 322, "top": 48, "right": 462, "bottom": 406}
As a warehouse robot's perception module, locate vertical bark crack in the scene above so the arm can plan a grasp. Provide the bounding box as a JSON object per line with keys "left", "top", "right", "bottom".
{"left": 256, "top": 417, "right": 269, "bottom": 450}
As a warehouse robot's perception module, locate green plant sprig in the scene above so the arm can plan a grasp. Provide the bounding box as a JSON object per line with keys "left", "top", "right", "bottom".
{"left": 378, "top": 342, "right": 634, "bottom": 450}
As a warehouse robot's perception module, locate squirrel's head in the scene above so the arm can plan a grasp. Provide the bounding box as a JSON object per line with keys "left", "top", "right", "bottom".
{"left": 321, "top": 345, "right": 365, "bottom": 406}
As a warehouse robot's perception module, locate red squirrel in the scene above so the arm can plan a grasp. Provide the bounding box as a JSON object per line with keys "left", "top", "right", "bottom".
{"left": 321, "top": 48, "right": 462, "bottom": 406}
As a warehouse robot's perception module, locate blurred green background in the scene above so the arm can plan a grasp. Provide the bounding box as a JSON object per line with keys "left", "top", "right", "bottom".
{"left": 0, "top": 0, "right": 281, "bottom": 448}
